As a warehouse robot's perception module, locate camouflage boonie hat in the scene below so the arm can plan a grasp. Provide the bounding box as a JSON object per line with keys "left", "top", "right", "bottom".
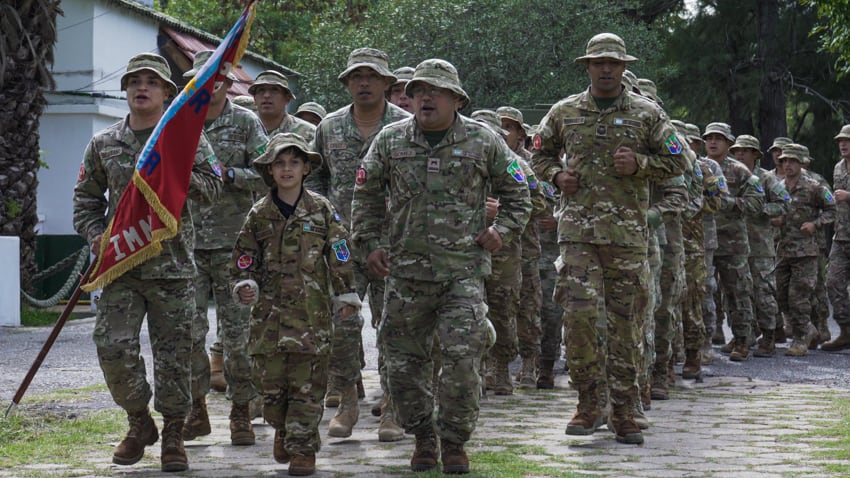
{"left": 702, "top": 122, "right": 735, "bottom": 142}
{"left": 685, "top": 123, "right": 703, "bottom": 144}
{"left": 248, "top": 70, "right": 295, "bottom": 99}
{"left": 835, "top": 125, "right": 850, "bottom": 141}
{"left": 778, "top": 143, "right": 808, "bottom": 164}
{"left": 182, "top": 50, "right": 236, "bottom": 81}
{"left": 637, "top": 78, "right": 662, "bottom": 105}
{"left": 254, "top": 133, "right": 322, "bottom": 187}
{"left": 120, "top": 52, "right": 177, "bottom": 96}
{"left": 622, "top": 69, "right": 640, "bottom": 93}
{"left": 670, "top": 119, "right": 689, "bottom": 138}
{"left": 294, "top": 102, "right": 327, "bottom": 121}
{"left": 730, "top": 134, "right": 763, "bottom": 158}
{"left": 768, "top": 136, "right": 792, "bottom": 153}
{"left": 337, "top": 48, "right": 396, "bottom": 84}
{"left": 799, "top": 144, "right": 812, "bottom": 165}
{"left": 575, "top": 32, "right": 638, "bottom": 63}
{"left": 391, "top": 66, "right": 415, "bottom": 87}
{"left": 232, "top": 95, "right": 256, "bottom": 111}
{"left": 471, "top": 110, "right": 508, "bottom": 136}
{"left": 405, "top": 59, "right": 470, "bottom": 109}
{"left": 496, "top": 106, "right": 526, "bottom": 133}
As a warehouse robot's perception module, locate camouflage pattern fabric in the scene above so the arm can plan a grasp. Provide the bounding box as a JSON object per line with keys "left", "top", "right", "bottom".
{"left": 776, "top": 256, "right": 818, "bottom": 337}
{"left": 776, "top": 173, "right": 835, "bottom": 259}
{"left": 538, "top": 220, "right": 563, "bottom": 362}
{"left": 682, "top": 249, "right": 707, "bottom": 350}
{"left": 828, "top": 160, "right": 850, "bottom": 326}
{"left": 806, "top": 170, "right": 832, "bottom": 334}
{"left": 641, "top": 233, "right": 661, "bottom": 391}
{"left": 266, "top": 112, "right": 316, "bottom": 143}
{"left": 696, "top": 158, "right": 727, "bottom": 344}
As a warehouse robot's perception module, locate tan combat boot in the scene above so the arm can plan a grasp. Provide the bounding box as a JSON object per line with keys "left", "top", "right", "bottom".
{"left": 161, "top": 415, "right": 188, "bottom": 472}
{"left": 774, "top": 325, "right": 787, "bottom": 343}
{"left": 650, "top": 362, "right": 669, "bottom": 400}
{"left": 410, "top": 430, "right": 438, "bottom": 472}
{"left": 491, "top": 361, "right": 513, "bottom": 395}
{"left": 753, "top": 328, "right": 776, "bottom": 357}
{"left": 729, "top": 337, "right": 751, "bottom": 362}
{"left": 209, "top": 345, "right": 227, "bottom": 393}
{"left": 719, "top": 337, "right": 736, "bottom": 354}
{"left": 822, "top": 324, "right": 850, "bottom": 351}
{"left": 324, "top": 375, "right": 342, "bottom": 408}
{"left": 328, "top": 384, "right": 359, "bottom": 438}
{"left": 610, "top": 404, "right": 644, "bottom": 445}
{"left": 681, "top": 349, "right": 702, "bottom": 379}
{"left": 229, "top": 401, "right": 255, "bottom": 446}
{"left": 371, "top": 393, "right": 384, "bottom": 417}
{"left": 378, "top": 396, "right": 404, "bottom": 442}
{"left": 711, "top": 326, "right": 726, "bottom": 345}
{"left": 182, "top": 397, "right": 211, "bottom": 441}
{"left": 536, "top": 359, "right": 555, "bottom": 389}
{"left": 517, "top": 355, "right": 537, "bottom": 389}
{"left": 112, "top": 408, "right": 158, "bottom": 465}
{"left": 441, "top": 440, "right": 470, "bottom": 474}
{"left": 273, "top": 429, "right": 290, "bottom": 464}
{"left": 785, "top": 340, "right": 809, "bottom": 357}
{"left": 806, "top": 323, "right": 821, "bottom": 350}
{"left": 565, "top": 382, "right": 603, "bottom": 435}
{"left": 288, "top": 454, "right": 316, "bottom": 476}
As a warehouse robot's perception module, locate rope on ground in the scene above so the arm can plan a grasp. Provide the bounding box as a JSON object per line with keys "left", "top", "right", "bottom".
{"left": 21, "top": 246, "right": 90, "bottom": 308}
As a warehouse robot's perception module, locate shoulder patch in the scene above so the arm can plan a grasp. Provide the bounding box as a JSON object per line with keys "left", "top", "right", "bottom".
{"left": 332, "top": 239, "right": 351, "bottom": 262}
{"left": 664, "top": 134, "right": 683, "bottom": 155}
{"left": 208, "top": 156, "right": 223, "bottom": 177}
{"left": 541, "top": 180, "right": 556, "bottom": 198}
{"left": 825, "top": 189, "right": 836, "bottom": 204}
{"left": 748, "top": 175, "right": 764, "bottom": 193}
{"left": 716, "top": 176, "right": 727, "bottom": 191}
{"left": 77, "top": 163, "right": 86, "bottom": 181}
{"left": 333, "top": 211, "right": 342, "bottom": 223}
{"left": 532, "top": 134, "right": 542, "bottom": 151}
{"left": 355, "top": 167, "right": 367, "bottom": 185}
{"left": 256, "top": 144, "right": 266, "bottom": 155}
{"left": 507, "top": 159, "right": 526, "bottom": 183}
{"left": 236, "top": 254, "right": 253, "bottom": 270}
{"left": 693, "top": 162, "right": 703, "bottom": 179}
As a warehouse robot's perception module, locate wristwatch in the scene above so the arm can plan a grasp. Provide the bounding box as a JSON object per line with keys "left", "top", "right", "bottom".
{"left": 226, "top": 168, "right": 236, "bottom": 183}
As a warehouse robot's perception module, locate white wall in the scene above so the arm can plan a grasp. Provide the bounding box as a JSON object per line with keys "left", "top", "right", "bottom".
{"left": 0, "top": 237, "right": 21, "bottom": 326}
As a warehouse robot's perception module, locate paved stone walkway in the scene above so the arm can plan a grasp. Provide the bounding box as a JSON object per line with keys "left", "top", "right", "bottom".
{"left": 4, "top": 369, "right": 847, "bottom": 477}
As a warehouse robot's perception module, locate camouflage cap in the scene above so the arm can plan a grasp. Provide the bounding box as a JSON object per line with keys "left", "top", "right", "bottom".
{"left": 835, "top": 125, "right": 850, "bottom": 141}
{"left": 670, "top": 119, "right": 688, "bottom": 136}
{"left": 575, "top": 32, "right": 637, "bottom": 63}
{"left": 294, "top": 101, "right": 327, "bottom": 121}
{"left": 778, "top": 143, "right": 808, "bottom": 163}
{"left": 248, "top": 70, "right": 295, "bottom": 99}
{"left": 729, "top": 134, "right": 763, "bottom": 158}
{"left": 471, "top": 110, "right": 509, "bottom": 136}
{"left": 120, "top": 52, "right": 178, "bottom": 96}
{"left": 182, "top": 50, "right": 237, "bottom": 81}
{"left": 405, "top": 59, "right": 470, "bottom": 109}
{"left": 637, "top": 78, "right": 662, "bottom": 105}
{"left": 768, "top": 136, "right": 792, "bottom": 153}
{"left": 232, "top": 95, "right": 256, "bottom": 111}
{"left": 338, "top": 47, "right": 396, "bottom": 84}
{"left": 702, "top": 122, "right": 735, "bottom": 142}
{"left": 496, "top": 106, "right": 525, "bottom": 132}
{"left": 684, "top": 123, "right": 703, "bottom": 144}
{"left": 391, "top": 66, "right": 415, "bottom": 87}
{"left": 799, "top": 144, "right": 812, "bottom": 165}
{"left": 253, "top": 132, "right": 322, "bottom": 186}
{"left": 622, "top": 69, "right": 640, "bottom": 93}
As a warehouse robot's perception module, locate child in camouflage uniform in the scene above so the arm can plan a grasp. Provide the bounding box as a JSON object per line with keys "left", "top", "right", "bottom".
{"left": 230, "top": 133, "right": 360, "bottom": 476}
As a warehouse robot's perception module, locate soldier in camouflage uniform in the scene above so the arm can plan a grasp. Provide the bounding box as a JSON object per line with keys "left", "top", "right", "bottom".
{"left": 250, "top": 70, "right": 316, "bottom": 142}
{"left": 232, "top": 95, "right": 256, "bottom": 111}
{"left": 768, "top": 137, "right": 793, "bottom": 180}
{"left": 531, "top": 33, "right": 689, "bottom": 446}
{"left": 308, "top": 48, "right": 410, "bottom": 441}
{"left": 730, "top": 135, "right": 790, "bottom": 357}
{"left": 535, "top": 178, "right": 562, "bottom": 389}
{"left": 231, "top": 133, "right": 361, "bottom": 476}
{"left": 703, "top": 122, "right": 764, "bottom": 361}
{"left": 387, "top": 66, "right": 415, "bottom": 113}
{"left": 773, "top": 143, "right": 835, "bottom": 356}
{"left": 73, "top": 53, "right": 222, "bottom": 472}
{"left": 799, "top": 146, "right": 832, "bottom": 345}
{"left": 825, "top": 125, "right": 850, "bottom": 351}
{"left": 351, "top": 59, "right": 531, "bottom": 474}
{"left": 177, "top": 51, "right": 269, "bottom": 447}
{"left": 294, "top": 102, "right": 327, "bottom": 127}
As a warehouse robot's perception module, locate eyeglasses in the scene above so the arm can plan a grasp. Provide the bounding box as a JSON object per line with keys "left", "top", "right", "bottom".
{"left": 409, "top": 85, "right": 449, "bottom": 98}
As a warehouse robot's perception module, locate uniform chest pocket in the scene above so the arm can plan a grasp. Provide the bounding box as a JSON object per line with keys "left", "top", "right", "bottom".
{"left": 300, "top": 228, "right": 327, "bottom": 273}
{"left": 391, "top": 158, "right": 426, "bottom": 205}
{"left": 102, "top": 149, "right": 136, "bottom": 189}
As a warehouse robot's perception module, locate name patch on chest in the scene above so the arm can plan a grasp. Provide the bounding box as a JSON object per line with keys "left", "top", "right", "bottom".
{"left": 562, "top": 117, "right": 586, "bottom": 126}
{"left": 328, "top": 141, "right": 347, "bottom": 150}
{"left": 392, "top": 149, "right": 416, "bottom": 159}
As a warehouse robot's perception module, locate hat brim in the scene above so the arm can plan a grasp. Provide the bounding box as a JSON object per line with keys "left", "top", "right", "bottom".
{"left": 254, "top": 143, "right": 322, "bottom": 170}
{"left": 405, "top": 79, "right": 470, "bottom": 108}
{"left": 121, "top": 67, "right": 178, "bottom": 96}
{"left": 729, "top": 145, "right": 763, "bottom": 158}
{"left": 247, "top": 82, "right": 295, "bottom": 99}
{"left": 702, "top": 131, "right": 735, "bottom": 142}
{"left": 835, "top": 134, "right": 850, "bottom": 141}
{"left": 575, "top": 53, "right": 638, "bottom": 63}
{"left": 183, "top": 68, "right": 237, "bottom": 81}
{"left": 337, "top": 63, "right": 396, "bottom": 84}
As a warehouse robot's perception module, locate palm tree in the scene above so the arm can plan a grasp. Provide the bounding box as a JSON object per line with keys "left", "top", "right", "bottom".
{"left": 0, "top": 1, "right": 62, "bottom": 292}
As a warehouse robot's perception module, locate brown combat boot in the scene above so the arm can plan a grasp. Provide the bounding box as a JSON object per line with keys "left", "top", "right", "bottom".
{"left": 371, "top": 393, "right": 384, "bottom": 417}
{"left": 113, "top": 408, "right": 158, "bottom": 465}
{"left": 410, "top": 430, "right": 438, "bottom": 472}
{"left": 288, "top": 454, "right": 316, "bottom": 476}
{"left": 536, "top": 359, "right": 555, "bottom": 389}
{"left": 517, "top": 355, "right": 537, "bottom": 389}
{"left": 753, "top": 328, "right": 776, "bottom": 358}
{"left": 565, "top": 382, "right": 603, "bottom": 435}
{"left": 610, "top": 404, "right": 644, "bottom": 445}
{"left": 229, "top": 401, "right": 255, "bottom": 446}
{"left": 161, "top": 415, "right": 188, "bottom": 472}
{"left": 441, "top": 440, "right": 470, "bottom": 474}
{"left": 817, "top": 319, "right": 832, "bottom": 344}
{"left": 328, "top": 384, "right": 359, "bottom": 438}
{"left": 729, "top": 337, "right": 751, "bottom": 362}
{"left": 378, "top": 396, "right": 404, "bottom": 442}
{"left": 182, "top": 397, "right": 211, "bottom": 441}
{"left": 640, "top": 382, "right": 651, "bottom": 411}
{"left": 806, "top": 323, "right": 821, "bottom": 350}
{"left": 356, "top": 377, "right": 365, "bottom": 399}
{"left": 774, "top": 325, "right": 787, "bottom": 343}
{"left": 822, "top": 324, "right": 850, "bottom": 351}
{"left": 273, "top": 429, "right": 290, "bottom": 464}
{"left": 324, "top": 375, "right": 341, "bottom": 407}
{"left": 719, "top": 337, "right": 736, "bottom": 354}
{"left": 681, "top": 349, "right": 702, "bottom": 379}
{"left": 701, "top": 342, "right": 718, "bottom": 365}
{"left": 209, "top": 346, "right": 227, "bottom": 393}
{"left": 650, "top": 362, "right": 669, "bottom": 400}
{"left": 491, "top": 361, "right": 513, "bottom": 395}
{"left": 711, "top": 326, "right": 726, "bottom": 345}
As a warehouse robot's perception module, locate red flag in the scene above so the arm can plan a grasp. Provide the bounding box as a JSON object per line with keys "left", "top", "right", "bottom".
{"left": 82, "top": 1, "right": 258, "bottom": 292}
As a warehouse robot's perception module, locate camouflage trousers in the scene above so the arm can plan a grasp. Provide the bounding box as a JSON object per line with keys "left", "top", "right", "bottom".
{"left": 776, "top": 255, "right": 817, "bottom": 338}
{"left": 190, "top": 248, "right": 256, "bottom": 403}
{"left": 252, "top": 352, "right": 328, "bottom": 455}
{"left": 654, "top": 239, "right": 685, "bottom": 367}
{"left": 93, "top": 272, "right": 193, "bottom": 417}
{"left": 682, "top": 251, "right": 707, "bottom": 350}
{"left": 811, "top": 251, "right": 829, "bottom": 330}
{"left": 748, "top": 256, "right": 778, "bottom": 332}
{"left": 641, "top": 236, "right": 661, "bottom": 388}
{"left": 485, "top": 253, "right": 521, "bottom": 365}
{"left": 713, "top": 254, "right": 754, "bottom": 339}
{"left": 702, "top": 248, "right": 718, "bottom": 344}
{"left": 539, "top": 232, "right": 563, "bottom": 362}
{"left": 557, "top": 242, "right": 647, "bottom": 408}
{"left": 827, "top": 240, "right": 850, "bottom": 326}
{"left": 517, "top": 256, "right": 543, "bottom": 359}
{"left": 381, "top": 275, "right": 494, "bottom": 444}
{"left": 329, "top": 261, "right": 371, "bottom": 389}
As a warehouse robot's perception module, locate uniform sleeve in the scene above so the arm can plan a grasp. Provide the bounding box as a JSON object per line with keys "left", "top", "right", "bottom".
{"left": 699, "top": 164, "right": 722, "bottom": 214}
{"left": 188, "top": 133, "right": 223, "bottom": 203}
{"left": 351, "top": 132, "right": 389, "bottom": 254}
{"left": 648, "top": 176, "right": 688, "bottom": 227}
{"left": 72, "top": 139, "right": 109, "bottom": 244}
{"left": 632, "top": 114, "right": 691, "bottom": 181}
{"left": 232, "top": 114, "right": 269, "bottom": 193}
{"left": 732, "top": 174, "right": 766, "bottom": 217}
{"left": 521, "top": 160, "right": 548, "bottom": 218}
{"left": 304, "top": 123, "right": 329, "bottom": 196}
{"left": 763, "top": 176, "right": 791, "bottom": 217}
{"left": 324, "top": 204, "right": 357, "bottom": 300}
{"left": 530, "top": 108, "right": 565, "bottom": 185}
{"left": 229, "top": 209, "right": 262, "bottom": 287}
{"left": 490, "top": 141, "right": 532, "bottom": 245}
{"left": 815, "top": 185, "right": 836, "bottom": 228}
{"left": 682, "top": 154, "right": 704, "bottom": 220}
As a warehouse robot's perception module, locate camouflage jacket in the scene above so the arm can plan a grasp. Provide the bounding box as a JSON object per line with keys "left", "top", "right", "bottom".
{"left": 266, "top": 112, "right": 316, "bottom": 143}
{"left": 351, "top": 114, "right": 532, "bottom": 281}
{"left": 747, "top": 167, "right": 790, "bottom": 257}
{"left": 806, "top": 169, "right": 831, "bottom": 252}
{"left": 649, "top": 175, "right": 689, "bottom": 247}
{"left": 683, "top": 157, "right": 726, "bottom": 254}
{"left": 531, "top": 87, "right": 690, "bottom": 248}
{"left": 700, "top": 158, "right": 728, "bottom": 251}
{"left": 777, "top": 173, "right": 836, "bottom": 258}
{"left": 191, "top": 101, "right": 269, "bottom": 249}
{"left": 307, "top": 101, "right": 410, "bottom": 226}
{"left": 713, "top": 156, "right": 765, "bottom": 256}
{"left": 73, "top": 116, "right": 221, "bottom": 279}
{"left": 493, "top": 152, "right": 547, "bottom": 259}
{"left": 833, "top": 159, "right": 850, "bottom": 241}
{"left": 230, "top": 188, "right": 356, "bottom": 355}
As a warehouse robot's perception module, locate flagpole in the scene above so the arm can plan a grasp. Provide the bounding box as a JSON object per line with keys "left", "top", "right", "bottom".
{"left": 5, "top": 260, "right": 96, "bottom": 418}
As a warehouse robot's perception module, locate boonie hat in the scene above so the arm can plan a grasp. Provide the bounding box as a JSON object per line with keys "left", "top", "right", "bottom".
{"left": 702, "top": 122, "right": 735, "bottom": 142}
{"left": 575, "top": 33, "right": 638, "bottom": 63}
{"left": 799, "top": 144, "right": 812, "bottom": 165}
{"left": 778, "top": 143, "right": 808, "bottom": 163}
{"left": 253, "top": 133, "right": 322, "bottom": 186}
{"left": 729, "top": 134, "right": 763, "bottom": 158}
{"left": 835, "top": 125, "right": 850, "bottom": 141}
{"left": 622, "top": 69, "right": 640, "bottom": 93}
{"left": 768, "top": 136, "right": 792, "bottom": 153}
{"left": 670, "top": 119, "right": 688, "bottom": 136}
{"left": 496, "top": 106, "right": 526, "bottom": 134}
{"left": 232, "top": 95, "right": 256, "bottom": 111}
{"left": 249, "top": 70, "right": 295, "bottom": 99}
{"left": 391, "top": 66, "right": 415, "bottom": 87}
{"left": 294, "top": 102, "right": 327, "bottom": 121}
{"left": 120, "top": 52, "right": 178, "bottom": 96}
{"left": 471, "top": 110, "right": 508, "bottom": 136}
{"left": 685, "top": 123, "right": 703, "bottom": 144}
{"left": 637, "top": 78, "right": 662, "bottom": 105}
{"left": 337, "top": 48, "right": 396, "bottom": 84}
{"left": 183, "top": 50, "right": 236, "bottom": 81}
{"left": 405, "top": 59, "right": 470, "bottom": 109}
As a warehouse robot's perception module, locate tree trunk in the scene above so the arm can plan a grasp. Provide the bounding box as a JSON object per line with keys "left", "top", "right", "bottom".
{"left": 0, "top": 1, "right": 61, "bottom": 293}
{"left": 756, "top": 0, "right": 786, "bottom": 171}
